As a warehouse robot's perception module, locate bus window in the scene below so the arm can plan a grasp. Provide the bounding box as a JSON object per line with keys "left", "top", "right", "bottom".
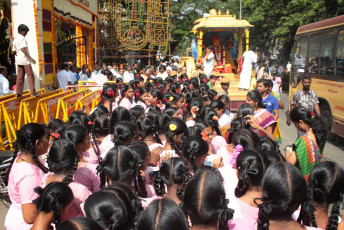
{"left": 308, "top": 34, "right": 321, "bottom": 74}
{"left": 336, "top": 30, "right": 344, "bottom": 76}
{"left": 319, "top": 32, "right": 334, "bottom": 75}
{"left": 292, "top": 37, "right": 307, "bottom": 73}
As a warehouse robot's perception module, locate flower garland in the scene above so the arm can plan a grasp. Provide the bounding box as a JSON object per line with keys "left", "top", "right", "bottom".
{"left": 229, "top": 145, "right": 244, "bottom": 169}
{"left": 33, "top": 0, "right": 44, "bottom": 73}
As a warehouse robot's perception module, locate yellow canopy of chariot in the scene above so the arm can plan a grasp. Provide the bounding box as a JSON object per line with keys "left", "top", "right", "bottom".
{"left": 191, "top": 9, "right": 253, "bottom": 33}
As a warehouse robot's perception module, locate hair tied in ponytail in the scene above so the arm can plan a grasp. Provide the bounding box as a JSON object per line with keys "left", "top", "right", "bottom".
{"left": 34, "top": 186, "right": 44, "bottom": 196}
{"left": 135, "top": 91, "right": 140, "bottom": 97}
{"left": 54, "top": 133, "right": 60, "bottom": 139}
{"left": 87, "top": 121, "right": 93, "bottom": 125}
{"left": 96, "top": 160, "right": 105, "bottom": 174}
{"left": 230, "top": 144, "right": 243, "bottom": 168}
{"left": 108, "top": 89, "right": 115, "bottom": 96}
{"left": 212, "top": 115, "right": 218, "bottom": 121}
{"left": 254, "top": 197, "right": 273, "bottom": 214}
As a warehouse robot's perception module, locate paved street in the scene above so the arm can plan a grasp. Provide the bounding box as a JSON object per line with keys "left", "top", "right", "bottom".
{"left": 0, "top": 93, "right": 343, "bottom": 228}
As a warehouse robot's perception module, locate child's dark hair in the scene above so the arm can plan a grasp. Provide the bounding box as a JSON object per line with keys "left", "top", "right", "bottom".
{"left": 169, "top": 83, "right": 180, "bottom": 94}
{"left": 149, "top": 88, "right": 164, "bottom": 101}
{"left": 10, "top": 123, "right": 49, "bottom": 174}
{"left": 184, "top": 97, "right": 203, "bottom": 121}
{"left": 47, "top": 139, "right": 80, "bottom": 184}
{"left": 113, "top": 121, "right": 138, "bottom": 146}
{"left": 47, "top": 119, "right": 65, "bottom": 140}
{"left": 199, "top": 84, "right": 209, "bottom": 97}
{"left": 237, "top": 103, "right": 254, "bottom": 118}
{"left": 260, "top": 151, "right": 284, "bottom": 166}
{"left": 57, "top": 218, "right": 103, "bottom": 230}
{"left": 256, "top": 162, "right": 314, "bottom": 230}
{"left": 207, "top": 89, "right": 218, "bottom": 99}
{"left": 137, "top": 198, "right": 189, "bottom": 230}
{"left": 164, "top": 118, "right": 186, "bottom": 155}
{"left": 33, "top": 182, "right": 74, "bottom": 227}
{"left": 137, "top": 117, "right": 161, "bottom": 144}
{"left": 181, "top": 126, "right": 202, "bottom": 142}
{"left": 235, "top": 150, "right": 267, "bottom": 198}
{"left": 182, "top": 170, "right": 234, "bottom": 230}
{"left": 68, "top": 110, "right": 92, "bottom": 132}
{"left": 134, "top": 87, "right": 148, "bottom": 104}
{"left": 307, "top": 161, "right": 344, "bottom": 230}
{"left": 181, "top": 136, "right": 209, "bottom": 172}
{"left": 232, "top": 129, "right": 261, "bottom": 152}
{"left": 153, "top": 157, "right": 191, "bottom": 199}
{"left": 218, "top": 94, "right": 231, "bottom": 110}
{"left": 62, "top": 124, "right": 88, "bottom": 147}
{"left": 210, "top": 99, "right": 225, "bottom": 111}
{"left": 200, "top": 107, "right": 221, "bottom": 135}
{"left": 290, "top": 106, "right": 327, "bottom": 150}
{"left": 89, "top": 111, "right": 110, "bottom": 163}
{"left": 127, "top": 140, "right": 149, "bottom": 198}
{"left": 147, "top": 109, "right": 163, "bottom": 138}
{"left": 111, "top": 106, "right": 132, "bottom": 128}
{"left": 129, "top": 105, "right": 145, "bottom": 121}
{"left": 84, "top": 186, "right": 135, "bottom": 230}
{"left": 260, "top": 136, "right": 279, "bottom": 153}
{"left": 247, "top": 90, "right": 266, "bottom": 109}
{"left": 92, "top": 105, "right": 109, "bottom": 115}
{"left": 97, "top": 145, "right": 138, "bottom": 190}
{"left": 99, "top": 83, "right": 118, "bottom": 119}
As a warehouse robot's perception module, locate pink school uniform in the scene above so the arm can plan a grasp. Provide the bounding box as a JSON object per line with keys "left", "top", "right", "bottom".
{"left": 228, "top": 197, "right": 258, "bottom": 230}
{"left": 119, "top": 97, "right": 132, "bottom": 111}
{"left": 73, "top": 162, "right": 100, "bottom": 193}
{"left": 5, "top": 154, "right": 45, "bottom": 230}
{"left": 216, "top": 145, "right": 233, "bottom": 167}
{"left": 83, "top": 140, "right": 106, "bottom": 164}
{"left": 219, "top": 165, "right": 238, "bottom": 201}
{"left": 101, "top": 134, "right": 115, "bottom": 157}
{"left": 211, "top": 135, "right": 227, "bottom": 153}
{"left": 136, "top": 100, "right": 147, "bottom": 110}
{"left": 42, "top": 173, "right": 91, "bottom": 219}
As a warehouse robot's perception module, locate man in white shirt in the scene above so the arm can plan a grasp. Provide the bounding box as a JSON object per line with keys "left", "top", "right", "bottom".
{"left": 123, "top": 66, "right": 134, "bottom": 82}
{"left": 0, "top": 66, "right": 15, "bottom": 96}
{"left": 203, "top": 46, "right": 215, "bottom": 76}
{"left": 239, "top": 46, "right": 258, "bottom": 90}
{"left": 57, "top": 63, "right": 71, "bottom": 91}
{"left": 111, "top": 63, "right": 119, "bottom": 77}
{"left": 12, "top": 24, "right": 36, "bottom": 96}
{"left": 117, "top": 68, "right": 125, "bottom": 80}
{"left": 156, "top": 65, "right": 168, "bottom": 80}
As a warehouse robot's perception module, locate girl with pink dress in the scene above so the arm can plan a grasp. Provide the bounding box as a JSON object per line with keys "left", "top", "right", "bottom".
{"left": 101, "top": 106, "right": 133, "bottom": 155}
{"left": 86, "top": 111, "right": 110, "bottom": 164}
{"left": 5, "top": 124, "right": 50, "bottom": 230}
{"left": 63, "top": 125, "right": 100, "bottom": 193}
{"left": 119, "top": 83, "right": 135, "bottom": 110}
{"left": 97, "top": 83, "right": 118, "bottom": 114}
{"left": 272, "top": 75, "right": 282, "bottom": 96}
{"left": 228, "top": 150, "right": 267, "bottom": 230}
{"left": 30, "top": 182, "right": 74, "bottom": 230}
{"left": 152, "top": 157, "right": 191, "bottom": 206}
{"left": 182, "top": 167, "right": 234, "bottom": 229}
{"left": 134, "top": 86, "right": 149, "bottom": 111}
{"left": 45, "top": 139, "right": 91, "bottom": 219}
{"left": 256, "top": 162, "right": 322, "bottom": 230}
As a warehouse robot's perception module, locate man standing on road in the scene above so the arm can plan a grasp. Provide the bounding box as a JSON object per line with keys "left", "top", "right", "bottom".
{"left": 287, "top": 75, "right": 320, "bottom": 126}
{"left": 12, "top": 24, "right": 36, "bottom": 97}
{"left": 239, "top": 46, "right": 257, "bottom": 90}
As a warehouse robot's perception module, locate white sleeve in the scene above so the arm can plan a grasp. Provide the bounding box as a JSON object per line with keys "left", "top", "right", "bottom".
{"left": 208, "top": 52, "right": 214, "bottom": 60}
{"left": 19, "top": 37, "right": 27, "bottom": 49}
{"left": 2, "top": 78, "right": 13, "bottom": 94}
{"left": 67, "top": 72, "right": 72, "bottom": 82}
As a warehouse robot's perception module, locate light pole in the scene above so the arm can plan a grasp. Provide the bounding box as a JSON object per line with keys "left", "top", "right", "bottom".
{"left": 239, "top": 0, "right": 242, "bottom": 20}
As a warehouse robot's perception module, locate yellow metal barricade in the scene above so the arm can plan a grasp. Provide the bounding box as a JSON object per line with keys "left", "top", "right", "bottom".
{"left": 75, "top": 90, "right": 100, "bottom": 115}
{"left": 0, "top": 89, "right": 46, "bottom": 150}
{"left": 56, "top": 89, "right": 90, "bottom": 121}
{"left": 17, "top": 89, "right": 63, "bottom": 129}
{"left": 34, "top": 90, "right": 72, "bottom": 124}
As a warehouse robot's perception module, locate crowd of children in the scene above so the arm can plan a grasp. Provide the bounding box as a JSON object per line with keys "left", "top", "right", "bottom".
{"left": 4, "top": 73, "right": 343, "bottom": 230}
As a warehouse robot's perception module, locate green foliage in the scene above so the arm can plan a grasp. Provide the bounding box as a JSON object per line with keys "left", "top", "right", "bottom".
{"left": 171, "top": 0, "right": 343, "bottom": 59}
